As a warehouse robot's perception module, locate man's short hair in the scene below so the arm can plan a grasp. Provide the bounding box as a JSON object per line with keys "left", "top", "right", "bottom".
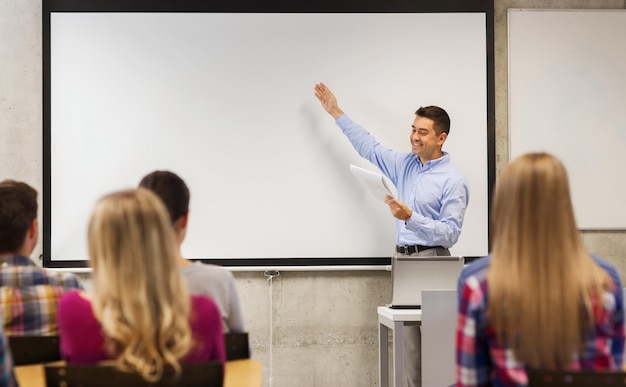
{"left": 415, "top": 106, "right": 450, "bottom": 135}
{"left": 138, "top": 171, "right": 190, "bottom": 224}
{"left": 0, "top": 180, "right": 38, "bottom": 252}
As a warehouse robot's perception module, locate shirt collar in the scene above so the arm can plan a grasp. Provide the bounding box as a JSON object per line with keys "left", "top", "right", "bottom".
{"left": 419, "top": 151, "right": 450, "bottom": 168}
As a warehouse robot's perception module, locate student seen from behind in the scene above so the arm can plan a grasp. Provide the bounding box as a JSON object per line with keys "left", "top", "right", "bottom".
{"left": 0, "top": 179, "right": 83, "bottom": 336}
{"left": 0, "top": 319, "right": 17, "bottom": 386}
{"left": 456, "top": 152, "right": 624, "bottom": 387}
{"left": 139, "top": 170, "right": 246, "bottom": 333}
{"left": 56, "top": 188, "right": 226, "bottom": 382}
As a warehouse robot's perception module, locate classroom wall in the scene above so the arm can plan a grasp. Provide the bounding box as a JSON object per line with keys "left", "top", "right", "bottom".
{"left": 1, "top": 0, "right": 625, "bottom": 386}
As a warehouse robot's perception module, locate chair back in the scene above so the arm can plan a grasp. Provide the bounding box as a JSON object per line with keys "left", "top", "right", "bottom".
{"left": 225, "top": 332, "right": 250, "bottom": 361}
{"left": 528, "top": 369, "right": 626, "bottom": 386}
{"left": 44, "top": 361, "right": 223, "bottom": 387}
{"left": 8, "top": 335, "right": 62, "bottom": 366}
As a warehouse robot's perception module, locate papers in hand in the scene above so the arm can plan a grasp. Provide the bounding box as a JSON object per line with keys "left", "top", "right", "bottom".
{"left": 349, "top": 164, "right": 395, "bottom": 201}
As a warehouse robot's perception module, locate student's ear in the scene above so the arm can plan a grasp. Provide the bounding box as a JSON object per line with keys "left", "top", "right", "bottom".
{"left": 173, "top": 213, "right": 189, "bottom": 245}
{"left": 24, "top": 218, "right": 39, "bottom": 255}
{"left": 179, "top": 211, "right": 189, "bottom": 229}
{"left": 29, "top": 218, "right": 38, "bottom": 241}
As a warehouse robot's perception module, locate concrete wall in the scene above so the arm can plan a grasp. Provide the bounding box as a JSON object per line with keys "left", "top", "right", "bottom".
{"left": 2, "top": 1, "right": 625, "bottom": 386}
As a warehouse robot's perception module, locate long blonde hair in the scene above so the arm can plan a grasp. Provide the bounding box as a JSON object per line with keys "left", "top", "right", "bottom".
{"left": 88, "top": 188, "right": 192, "bottom": 381}
{"left": 488, "top": 153, "right": 609, "bottom": 369}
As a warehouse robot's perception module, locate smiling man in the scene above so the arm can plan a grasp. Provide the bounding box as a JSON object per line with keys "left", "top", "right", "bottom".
{"left": 314, "top": 82, "right": 469, "bottom": 387}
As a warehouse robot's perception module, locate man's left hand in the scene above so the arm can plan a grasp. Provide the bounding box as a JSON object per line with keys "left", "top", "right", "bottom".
{"left": 384, "top": 195, "right": 412, "bottom": 222}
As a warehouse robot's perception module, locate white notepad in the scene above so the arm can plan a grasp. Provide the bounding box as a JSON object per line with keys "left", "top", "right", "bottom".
{"left": 349, "top": 164, "right": 395, "bottom": 201}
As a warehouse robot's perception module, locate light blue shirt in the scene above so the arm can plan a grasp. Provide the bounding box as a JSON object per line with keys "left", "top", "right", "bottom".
{"left": 336, "top": 114, "right": 469, "bottom": 248}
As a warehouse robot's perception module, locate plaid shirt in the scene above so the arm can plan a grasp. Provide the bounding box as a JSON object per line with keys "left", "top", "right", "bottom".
{"left": 0, "top": 327, "right": 16, "bottom": 386}
{"left": 0, "top": 255, "right": 83, "bottom": 336}
{"left": 456, "top": 255, "right": 625, "bottom": 387}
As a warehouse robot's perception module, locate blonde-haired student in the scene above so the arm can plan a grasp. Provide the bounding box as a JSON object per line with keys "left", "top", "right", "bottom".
{"left": 57, "top": 188, "right": 225, "bottom": 382}
{"left": 456, "top": 152, "right": 624, "bottom": 387}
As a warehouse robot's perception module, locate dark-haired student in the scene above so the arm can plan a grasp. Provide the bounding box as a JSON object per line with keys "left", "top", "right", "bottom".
{"left": 139, "top": 170, "right": 246, "bottom": 333}
{"left": 0, "top": 180, "right": 83, "bottom": 336}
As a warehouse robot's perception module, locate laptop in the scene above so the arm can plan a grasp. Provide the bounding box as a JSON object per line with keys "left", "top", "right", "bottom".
{"left": 387, "top": 255, "right": 464, "bottom": 309}
{"left": 527, "top": 370, "right": 626, "bottom": 386}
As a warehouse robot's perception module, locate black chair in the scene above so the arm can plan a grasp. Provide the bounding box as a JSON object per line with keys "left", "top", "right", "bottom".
{"left": 225, "top": 332, "right": 250, "bottom": 361}
{"left": 8, "top": 335, "right": 62, "bottom": 366}
{"left": 528, "top": 369, "right": 626, "bottom": 386}
{"left": 44, "top": 361, "right": 223, "bottom": 387}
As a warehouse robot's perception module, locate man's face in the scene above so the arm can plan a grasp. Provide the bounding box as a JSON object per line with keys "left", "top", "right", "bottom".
{"left": 410, "top": 116, "right": 446, "bottom": 163}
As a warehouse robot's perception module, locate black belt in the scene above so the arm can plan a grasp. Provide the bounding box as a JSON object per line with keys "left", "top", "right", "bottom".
{"left": 396, "top": 245, "right": 443, "bottom": 254}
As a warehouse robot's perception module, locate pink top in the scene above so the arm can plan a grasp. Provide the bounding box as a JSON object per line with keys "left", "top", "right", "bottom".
{"left": 57, "top": 291, "right": 226, "bottom": 364}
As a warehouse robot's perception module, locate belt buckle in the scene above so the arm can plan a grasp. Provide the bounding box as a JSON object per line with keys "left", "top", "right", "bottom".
{"left": 401, "top": 245, "right": 410, "bottom": 254}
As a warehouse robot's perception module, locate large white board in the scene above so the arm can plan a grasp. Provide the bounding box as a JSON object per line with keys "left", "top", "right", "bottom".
{"left": 508, "top": 9, "right": 626, "bottom": 229}
{"left": 48, "top": 12, "right": 489, "bottom": 263}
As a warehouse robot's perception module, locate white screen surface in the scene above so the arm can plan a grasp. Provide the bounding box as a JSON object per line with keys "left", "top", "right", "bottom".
{"left": 49, "top": 12, "right": 489, "bottom": 262}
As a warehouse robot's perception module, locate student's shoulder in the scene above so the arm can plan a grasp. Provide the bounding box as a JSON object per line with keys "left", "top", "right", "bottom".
{"left": 460, "top": 256, "right": 491, "bottom": 278}
{"left": 190, "top": 295, "right": 222, "bottom": 327}
{"left": 59, "top": 289, "right": 89, "bottom": 305}
{"left": 58, "top": 290, "right": 93, "bottom": 319}
{"left": 457, "top": 256, "right": 491, "bottom": 289}
{"left": 57, "top": 291, "right": 99, "bottom": 335}
{"left": 183, "top": 261, "right": 234, "bottom": 280}
{"left": 54, "top": 270, "right": 84, "bottom": 288}
{"left": 25, "top": 265, "right": 83, "bottom": 289}
{"left": 592, "top": 254, "right": 618, "bottom": 272}
{"left": 591, "top": 255, "right": 622, "bottom": 288}
{"left": 191, "top": 294, "right": 220, "bottom": 313}
{"left": 0, "top": 261, "right": 82, "bottom": 290}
